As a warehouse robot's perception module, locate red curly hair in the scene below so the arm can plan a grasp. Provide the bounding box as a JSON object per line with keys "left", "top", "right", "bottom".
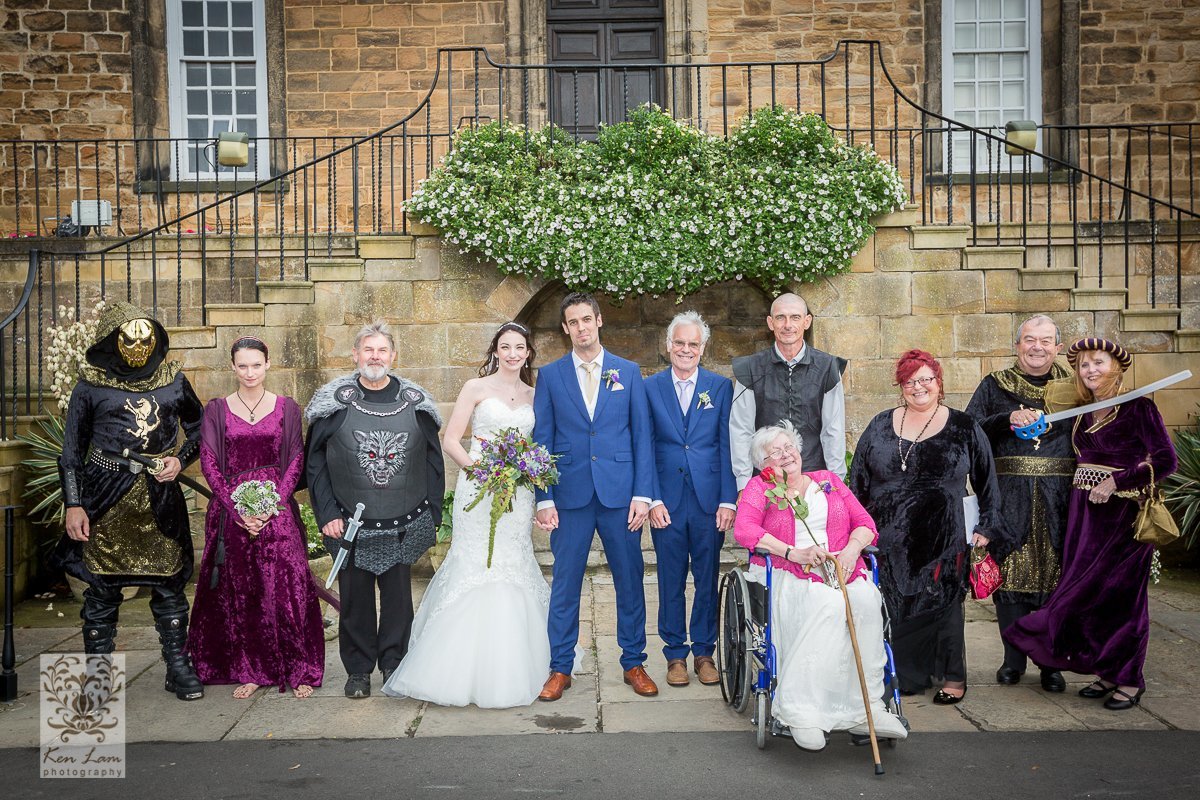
{"left": 894, "top": 349, "right": 945, "bottom": 401}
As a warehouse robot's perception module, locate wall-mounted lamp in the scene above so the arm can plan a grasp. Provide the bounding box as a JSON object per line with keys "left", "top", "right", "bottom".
{"left": 1004, "top": 120, "right": 1037, "bottom": 157}
{"left": 216, "top": 131, "right": 250, "bottom": 167}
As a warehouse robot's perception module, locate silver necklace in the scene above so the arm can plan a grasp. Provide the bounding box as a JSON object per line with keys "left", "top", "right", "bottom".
{"left": 237, "top": 391, "right": 266, "bottom": 423}
{"left": 897, "top": 404, "right": 938, "bottom": 472}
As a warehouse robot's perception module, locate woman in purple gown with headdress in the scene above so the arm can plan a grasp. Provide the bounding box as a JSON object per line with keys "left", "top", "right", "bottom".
{"left": 1004, "top": 338, "right": 1177, "bottom": 711}
{"left": 188, "top": 337, "right": 324, "bottom": 698}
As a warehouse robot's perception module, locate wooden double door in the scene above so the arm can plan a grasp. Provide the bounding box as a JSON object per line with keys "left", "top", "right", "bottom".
{"left": 547, "top": 0, "right": 665, "bottom": 138}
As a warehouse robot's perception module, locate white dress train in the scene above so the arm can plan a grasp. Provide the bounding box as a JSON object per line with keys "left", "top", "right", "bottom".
{"left": 382, "top": 398, "right": 554, "bottom": 708}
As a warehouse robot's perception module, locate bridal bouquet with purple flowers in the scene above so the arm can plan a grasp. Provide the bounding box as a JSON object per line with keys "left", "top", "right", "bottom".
{"left": 230, "top": 479, "right": 282, "bottom": 538}
{"left": 464, "top": 427, "right": 558, "bottom": 568}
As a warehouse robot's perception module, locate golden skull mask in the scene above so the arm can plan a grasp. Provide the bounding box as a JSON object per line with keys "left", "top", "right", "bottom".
{"left": 117, "top": 319, "right": 156, "bottom": 367}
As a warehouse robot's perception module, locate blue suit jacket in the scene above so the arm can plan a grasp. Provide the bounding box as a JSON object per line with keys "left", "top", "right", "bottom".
{"left": 532, "top": 351, "right": 655, "bottom": 510}
{"left": 646, "top": 367, "right": 737, "bottom": 516}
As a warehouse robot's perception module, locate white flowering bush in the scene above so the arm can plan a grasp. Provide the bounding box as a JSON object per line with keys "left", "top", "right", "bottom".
{"left": 47, "top": 301, "right": 105, "bottom": 411}
{"left": 18, "top": 301, "right": 104, "bottom": 527}
{"left": 408, "top": 105, "right": 907, "bottom": 298}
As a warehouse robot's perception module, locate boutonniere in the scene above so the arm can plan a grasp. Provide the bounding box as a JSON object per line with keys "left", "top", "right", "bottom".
{"left": 819, "top": 480, "right": 834, "bottom": 495}
{"left": 603, "top": 368, "right": 623, "bottom": 391}
{"left": 696, "top": 390, "right": 713, "bottom": 410}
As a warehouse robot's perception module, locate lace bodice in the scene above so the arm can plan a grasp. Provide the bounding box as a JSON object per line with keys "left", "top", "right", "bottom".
{"left": 467, "top": 398, "right": 535, "bottom": 455}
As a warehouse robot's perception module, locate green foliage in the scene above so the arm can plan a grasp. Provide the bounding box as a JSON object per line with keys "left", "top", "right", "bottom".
{"left": 1165, "top": 412, "right": 1200, "bottom": 549}
{"left": 437, "top": 489, "right": 455, "bottom": 544}
{"left": 408, "top": 105, "right": 907, "bottom": 299}
{"left": 298, "top": 502, "right": 325, "bottom": 559}
{"left": 18, "top": 415, "right": 68, "bottom": 527}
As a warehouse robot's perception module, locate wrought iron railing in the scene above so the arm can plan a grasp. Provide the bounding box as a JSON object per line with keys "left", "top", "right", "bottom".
{"left": 1, "top": 40, "right": 1196, "bottom": 439}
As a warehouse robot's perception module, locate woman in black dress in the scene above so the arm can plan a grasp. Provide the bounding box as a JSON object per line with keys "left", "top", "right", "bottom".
{"left": 849, "top": 350, "right": 1003, "bottom": 703}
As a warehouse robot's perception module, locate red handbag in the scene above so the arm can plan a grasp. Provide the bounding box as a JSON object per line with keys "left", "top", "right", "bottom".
{"left": 969, "top": 546, "right": 1003, "bottom": 600}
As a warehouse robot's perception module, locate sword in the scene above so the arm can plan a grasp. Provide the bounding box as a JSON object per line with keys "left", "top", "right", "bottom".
{"left": 325, "top": 503, "right": 366, "bottom": 589}
{"left": 121, "top": 448, "right": 212, "bottom": 498}
{"left": 1014, "top": 370, "right": 1191, "bottom": 448}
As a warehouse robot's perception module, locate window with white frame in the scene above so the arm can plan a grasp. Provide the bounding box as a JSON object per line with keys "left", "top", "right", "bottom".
{"left": 942, "top": 0, "right": 1041, "bottom": 172}
{"left": 166, "top": 0, "right": 270, "bottom": 179}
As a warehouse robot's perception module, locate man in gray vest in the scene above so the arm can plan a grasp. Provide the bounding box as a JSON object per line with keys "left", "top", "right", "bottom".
{"left": 730, "top": 292, "right": 847, "bottom": 486}
{"left": 305, "top": 321, "right": 445, "bottom": 698}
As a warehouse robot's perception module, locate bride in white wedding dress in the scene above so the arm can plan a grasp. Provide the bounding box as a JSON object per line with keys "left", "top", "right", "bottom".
{"left": 383, "top": 322, "right": 556, "bottom": 708}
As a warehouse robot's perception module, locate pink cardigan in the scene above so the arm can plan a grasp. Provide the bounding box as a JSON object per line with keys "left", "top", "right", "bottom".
{"left": 734, "top": 470, "right": 879, "bottom": 583}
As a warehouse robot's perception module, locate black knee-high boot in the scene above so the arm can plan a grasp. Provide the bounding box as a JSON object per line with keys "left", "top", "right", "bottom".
{"left": 150, "top": 587, "right": 204, "bottom": 701}
{"left": 81, "top": 586, "right": 122, "bottom": 655}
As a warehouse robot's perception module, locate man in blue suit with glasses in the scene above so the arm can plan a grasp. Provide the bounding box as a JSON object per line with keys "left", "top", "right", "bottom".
{"left": 645, "top": 311, "right": 737, "bottom": 688}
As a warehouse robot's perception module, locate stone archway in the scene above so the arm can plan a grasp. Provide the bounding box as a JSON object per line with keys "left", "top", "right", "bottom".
{"left": 516, "top": 281, "right": 774, "bottom": 378}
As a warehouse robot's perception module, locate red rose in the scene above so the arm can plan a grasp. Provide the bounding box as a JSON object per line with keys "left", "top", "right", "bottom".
{"left": 760, "top": 467, "right": 776, "bottom": 483}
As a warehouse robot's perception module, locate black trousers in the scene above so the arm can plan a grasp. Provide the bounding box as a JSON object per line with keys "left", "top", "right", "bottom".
{"left": 81, "top": 584, "right": 190, "bottom": 626}
{"left": 337, "top": 560, "right": 414, "bottom": 675}
{"left": 995, "top": 598, "right": 1042, "bottom": 673}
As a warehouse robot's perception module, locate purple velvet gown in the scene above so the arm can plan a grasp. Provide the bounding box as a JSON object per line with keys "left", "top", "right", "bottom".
{"left": 1003, "top": 396, "right": 1177, "bottom": 689}
{"left": 188, "top": 397, "right": 324, "bottom": 690}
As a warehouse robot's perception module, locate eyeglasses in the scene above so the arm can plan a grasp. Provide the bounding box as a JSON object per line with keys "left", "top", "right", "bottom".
{"left": 670, "top": 339, "right": 702, "bottom": 351}
{"left": 766, "top": 443, "right": 799, "bottom": 460}
{"left": 901, "top": 376, "right": 937, "bottom": 389}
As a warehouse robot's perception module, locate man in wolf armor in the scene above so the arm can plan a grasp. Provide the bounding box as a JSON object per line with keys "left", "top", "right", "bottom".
{"left": 57, "top": 301, "right": 206, "bottom": 700}
{"left": 305, "top": 321, "right": 445, "bottom": 698}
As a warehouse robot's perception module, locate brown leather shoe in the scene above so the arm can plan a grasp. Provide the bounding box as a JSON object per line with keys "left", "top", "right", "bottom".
{"left": 623, "top": 665, "right": 659, "bottom": 696}
{"left": 694, "top": 656, "right": 720, "bottom": 686}
{"left": 666, "top": 659, "right": 689, "bottom": 687}
{"left": 538, "top": 672, "right": 572, "bottom": 701}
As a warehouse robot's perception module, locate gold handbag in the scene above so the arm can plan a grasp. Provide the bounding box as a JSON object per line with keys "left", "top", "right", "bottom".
{"left": 1133, "top": 462, "right": 1180, "bottom": 547}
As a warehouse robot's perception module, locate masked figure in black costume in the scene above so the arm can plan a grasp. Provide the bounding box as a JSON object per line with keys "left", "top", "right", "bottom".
{"left": 57, "top": 301, "right": 205, "bottom": 700}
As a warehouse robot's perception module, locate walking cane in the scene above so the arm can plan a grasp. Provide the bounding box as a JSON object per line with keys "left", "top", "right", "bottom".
{"left": 826, "top": 555, "right": 884, "bottom": 775}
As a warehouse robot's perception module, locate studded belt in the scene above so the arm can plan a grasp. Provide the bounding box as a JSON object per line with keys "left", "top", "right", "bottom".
{"left": 88, "top": 446, "right": 174, "bottom": 472}
{"left": 337, "top": 497, "right": 432, "bottom": 530}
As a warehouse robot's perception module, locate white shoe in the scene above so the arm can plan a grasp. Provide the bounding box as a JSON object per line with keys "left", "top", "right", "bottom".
{"left": 849, "top": 712, "right": 908, "bottom": 740}
{"left": 790, "top": 727, "right": 827, "bottom": 751}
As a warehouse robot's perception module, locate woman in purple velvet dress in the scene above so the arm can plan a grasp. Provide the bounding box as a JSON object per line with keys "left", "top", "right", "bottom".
{"left": 188, "top": 337, "right": 324, "bottom": 698}
{"left": 1004, "top": 338, "right": 1177, "bottom": 711}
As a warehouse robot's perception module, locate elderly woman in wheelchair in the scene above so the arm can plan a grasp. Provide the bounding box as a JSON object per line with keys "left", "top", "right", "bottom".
{"left": 726, "top": 421, "right": 908, "bottom": 752}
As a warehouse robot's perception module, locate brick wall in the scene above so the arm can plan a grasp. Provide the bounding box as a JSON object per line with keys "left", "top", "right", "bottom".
{"left": 1078, "top": 0, "right": 1200, "bottom": 125}
{"left": 0, "top": 0, "right": 132, "bottom": 143}
{"left": 284, "top": 1, "right": 506, "bottom": 138}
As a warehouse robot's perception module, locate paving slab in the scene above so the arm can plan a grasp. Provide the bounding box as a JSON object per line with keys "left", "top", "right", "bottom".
{"left": 601, "top": 697, "right": 744, "bottom": 733}
{"left": 958, "top": 684, "right": 1089, "bottom": 732}
{"left": 224, "top": 694, "right": 421, "bottom": 740}
{"left": 417, "top": 676, "right": 600, "bottom": 737}
{"left": 893, "top": 694, "right": 980, "bottom": 734}
{"left": 1040, "top": 691, "right": 1168, "bottom": 732}
{"left": 9, "top": 627, "right": 79, "bottom": 666}
{"left": 124, "top": 652, "right": 251, "bottom": 743}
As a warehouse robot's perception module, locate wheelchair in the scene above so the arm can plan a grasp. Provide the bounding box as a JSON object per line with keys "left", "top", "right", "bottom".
{"left": 717, "top": 545, "right": 908, "bottom": 751}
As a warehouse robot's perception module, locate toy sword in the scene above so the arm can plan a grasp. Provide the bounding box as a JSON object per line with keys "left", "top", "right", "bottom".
{"left": 1014, "top": 370, "right": 1191, "bottom": 448}
{"left": 121, "top": 448, "right": 211, "bottom": 498}
{"left": 325, "top": 503, "right": 365, "bottom": 589}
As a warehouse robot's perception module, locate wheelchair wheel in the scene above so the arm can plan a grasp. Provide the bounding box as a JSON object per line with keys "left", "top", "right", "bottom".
{"left": 717, "top": 569, "right": 754, "bottom": 713}
{"left": 754, "top": 691, "right": 770, "bottom": 750}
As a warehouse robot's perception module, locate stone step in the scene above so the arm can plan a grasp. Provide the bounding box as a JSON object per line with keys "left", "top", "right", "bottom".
{"left": 0, "top": 440, "right": 25, "bottom": 468}
{"left": 166, "top": 326, "right": 217, "bottom": 349}
{"left": 257, "top": 280, "right": 314, "bottom": 304}
{"left": 1018, "top": 267, "right": 1076, "bottom": 291}
{"left": 1120, "top": 307, "right": 1181, "bottom": 333}
{"left": 910, "top": 225, "right": 971, "bottom": 250}
{"left": 1175, "top": 330, "right": 1200, "bottom": 352}
{"left": 1070, "top": 288, "right": 1128, "bottom": 311}
{"left": 205, "top": 303, "right": 265, "bottom": 327}
{"left": 873, "top": 203, "right": 921, "bottom": 228}
{"left": 309, "top": 257, "right": 365, "bottom": 282}
{"left": 357, "top": 235, "right": 417, "bottom": 260}
{"left": 962, "top": 245, "right": 1025, "bottom": 270}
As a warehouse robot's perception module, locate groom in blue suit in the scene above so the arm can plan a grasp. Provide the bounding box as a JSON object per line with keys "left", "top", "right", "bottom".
{"left": 646, "top": 312, "right": 737, "bottom": 687}
{"left": 533, "top": 292, "right": 659, "bottom": 700}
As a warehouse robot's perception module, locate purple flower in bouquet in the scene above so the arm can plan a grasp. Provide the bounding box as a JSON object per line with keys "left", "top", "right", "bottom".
{"left": 464, "top": 426, "right": 559, "bottom": 568}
